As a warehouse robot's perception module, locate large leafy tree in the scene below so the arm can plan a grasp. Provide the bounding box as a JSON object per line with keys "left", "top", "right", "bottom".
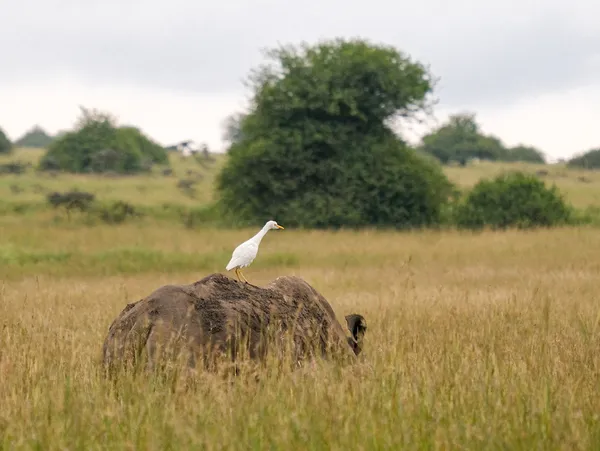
{"left": 217, "top": 38, "right": 453, "bottom": 228}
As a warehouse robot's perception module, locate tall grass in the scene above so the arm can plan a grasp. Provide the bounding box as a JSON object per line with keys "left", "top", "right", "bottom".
{"left": 2, "top": 225, "right": 600, "bottom": 449}
{"left": 2, "top": 149, "right": 600, "bottom": 448}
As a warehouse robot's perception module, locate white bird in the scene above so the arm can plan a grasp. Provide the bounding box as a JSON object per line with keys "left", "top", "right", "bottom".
{"left": 225, "top": 220, "right": 284, "bottom": 283}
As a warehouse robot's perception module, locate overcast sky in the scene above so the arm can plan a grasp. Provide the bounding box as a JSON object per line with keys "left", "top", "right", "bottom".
{"left": 1, "top": 0, "right": 598, "bottom": 160}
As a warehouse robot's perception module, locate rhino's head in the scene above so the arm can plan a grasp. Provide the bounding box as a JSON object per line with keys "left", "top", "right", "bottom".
{"left": 345, "top": 313, "right": 367, "bottom": 356}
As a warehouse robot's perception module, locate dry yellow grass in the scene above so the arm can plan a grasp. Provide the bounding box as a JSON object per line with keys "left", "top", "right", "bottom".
{"left": 2, "top": 222, "right": 600, "bottom": 449}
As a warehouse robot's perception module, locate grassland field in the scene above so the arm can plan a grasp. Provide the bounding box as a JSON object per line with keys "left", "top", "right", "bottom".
{"left": 1, "top": 148, "right": 600, "bottom": 449}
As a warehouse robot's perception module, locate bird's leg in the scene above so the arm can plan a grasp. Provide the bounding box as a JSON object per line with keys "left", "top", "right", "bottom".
{"left": 239, "top": 269, "right": 250, "bottom": 284}
{"left": 234, "top": 268, "right": 242, "bottom": 282}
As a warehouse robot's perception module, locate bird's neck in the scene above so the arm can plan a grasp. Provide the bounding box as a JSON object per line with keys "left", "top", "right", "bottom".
{"left": 250, "top": 225, "right": 270, "bottom": 244}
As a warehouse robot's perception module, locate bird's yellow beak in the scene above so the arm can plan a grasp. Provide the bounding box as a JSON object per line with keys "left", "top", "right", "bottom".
{"left": 277, "top": 225, "right": 284, "bottom": 229}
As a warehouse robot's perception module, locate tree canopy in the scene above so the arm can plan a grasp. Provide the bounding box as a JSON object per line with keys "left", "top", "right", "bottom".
{"left": 15, "top": 125, "right": 54, "bottom": 148}
{"left": 419, "top": 113, "right": 506, "bottom": 165}
{"left": 40, "top": 108, "right": 169, "bottom": 174}
{"left": 505, "top": 145, "right": 546, "bottom": 164}
{"left": 419, "top": 113, "right": 546, "bottom": 165}
{"left": 217, "top": 38, "right": 453, "bottom": 228}
{"left": 567, "top": 148, "right": 600, "bottom": 169}
{"left": 0, "top": 126, "right": 12, "bottom": 154}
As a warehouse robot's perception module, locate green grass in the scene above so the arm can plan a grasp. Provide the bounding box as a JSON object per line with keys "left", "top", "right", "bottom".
{"left": 0, "top": 148, "right": 226, "bottom": 209}
{"left": 3, "top": 149, "right": 600, "bottom": 221}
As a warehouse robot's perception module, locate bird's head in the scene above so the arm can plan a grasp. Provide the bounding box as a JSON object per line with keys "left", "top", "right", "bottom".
{"left": 266, "top": 220, "right": 284, "bottom": 230}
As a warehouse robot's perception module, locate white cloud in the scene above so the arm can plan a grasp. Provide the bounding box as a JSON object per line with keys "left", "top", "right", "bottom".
{"left": 1, "top": 0, "right": 599, "bottom": 159}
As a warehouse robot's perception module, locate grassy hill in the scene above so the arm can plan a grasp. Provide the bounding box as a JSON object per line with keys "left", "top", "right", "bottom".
{"left": 2, "top": 148, "right": 600, "bottom": 217}
{"left": 0, "top": 148, "right": 226, "bottom": 209}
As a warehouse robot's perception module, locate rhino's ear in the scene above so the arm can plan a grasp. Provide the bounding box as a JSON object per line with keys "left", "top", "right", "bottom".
{"left": 345, "top": 314, "right": 367, "bottom": 343}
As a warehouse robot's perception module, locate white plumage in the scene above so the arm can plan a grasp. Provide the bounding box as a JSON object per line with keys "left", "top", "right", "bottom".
{"left": 226, "top": 220, "right": 284, "bottom": 283}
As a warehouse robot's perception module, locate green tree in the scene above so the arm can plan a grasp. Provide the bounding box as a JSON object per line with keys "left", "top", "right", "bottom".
{"left": 454, "top": 172, "right": 572, "bottom": 229}
{"left": 115, "top": 126, "right": 169, "bottom": 165}
{"left": 419, "top": 113, "right": 508, "bottom": 165}
{"left": 567, "top": 148, "right": 600, "bottom": 169}
{"left": 14, "top": 125, "right": 54, "bottom": 148}
{"left": 0, "top": 126, "right": 12, "bottom": 154}
{"left": 505, "top": 145, "right": 546, "bottom": 163}
{"left": 217, "top": 38, "right": 453, "bottom": 228}
{"left": 40, "top": 108, "right": 168, "bottom": 174}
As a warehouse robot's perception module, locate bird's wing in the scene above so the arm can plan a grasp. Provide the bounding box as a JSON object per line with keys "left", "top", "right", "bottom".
{"left": 226, "top": 240, "right": 258, "bottom": 270}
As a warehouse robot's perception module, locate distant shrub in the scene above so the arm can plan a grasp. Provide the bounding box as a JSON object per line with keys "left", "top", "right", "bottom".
{"left": 46, "top": 190, "right": 140, "bottom": 224}
{"left": 567, "top": 148, "right": 600, "bottom": 170}
{"left": 0, "top": 126, "right": 12, "bottom": 154}
{"left": 14, "top": 125, "right": 54, "bottom": 148}
{"left": 505, "top": 145, "right": 546, "bottom": 164}
{"left": 0, "top": 161, "right": 29, "bottom": 175}
{"left": 114, "top": 126, "right": 169, "bottom": 166}
{"left": 39, "top": 108, "right": 169, "bottom": 174}
{"left": 177, "top": 178, "right": 198, "bottom": 198}
{"left": 454, "top": 172, "right": 572, "bottom": 229}
{"left": 38, "top": 155, "right": 61, "bottom": 171}
{"left": 94, "top": 200, "right": 139, "bottom": 224}
{"left": 46, "top": 190, "right": 95, "bottom": 220}
{"left": 47, "top": 190, "right": 96, "bottom": 213}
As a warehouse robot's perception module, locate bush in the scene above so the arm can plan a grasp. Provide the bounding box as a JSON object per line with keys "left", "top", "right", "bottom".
{"left": 94, "top": 200, "right": 139, "bottom": 224}
{"left": 0, "top": 161, "right": 29, "bottom": 175}
{"left": 0, "top": 126, "right": 12, "bottom": 154}
{"left": 454, "top": 172, "right": 572, "bottom": 229}
{"left": 39, "top": 108, "right": 168, "bottom": 174}
{"left": 14, "top": 125, "right": 54, "bottom": 148}
{"left": 46, "top": 190, "right": 139, "bottom": 224}
{"left": 505, "top": 145, "right": 546, "bottom": 164}
{"left": 219, "top": 125, "right": 453, "bottom": 229}
{"left": 567, "top": 148, "right": 600, "bottom": 170}
{"left": 114, "top": 126, "right": 168, "bottom": 166}
{"left": 38, "top": 155, "right": 61, "bottom": 171}
{"left": 217, "top": 38, "right": 453, "bottom": 228}
{"left": 419, "top": 113, "right": 508, "bottom": 165}
{"left": 47, "top": 190, "right": 96, "bottom": 214}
